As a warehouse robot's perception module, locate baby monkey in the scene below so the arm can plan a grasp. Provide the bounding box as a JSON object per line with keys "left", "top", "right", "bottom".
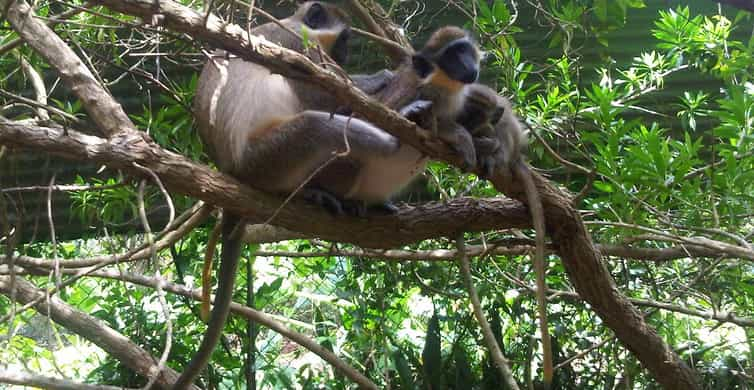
{"left": 366, "top": 26, "right": 552, "bottom": 387}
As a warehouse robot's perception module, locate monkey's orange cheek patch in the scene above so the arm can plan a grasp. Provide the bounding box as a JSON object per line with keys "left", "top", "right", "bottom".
{"left": 314, "top": 31, "right": 339, "bottom": 52}
{"left": 428, "top": 70, "right": 465, "bottom": 93}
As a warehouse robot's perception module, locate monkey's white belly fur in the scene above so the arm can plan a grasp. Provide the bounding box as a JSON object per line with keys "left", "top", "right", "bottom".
{"left": 348, "top": 146, "right": 427, "bottom": 203}
{"left": 200, "top": 58, "right": 301, "bottom": 170}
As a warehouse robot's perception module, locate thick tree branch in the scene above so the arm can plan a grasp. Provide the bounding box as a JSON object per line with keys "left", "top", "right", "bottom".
{"left": 0, "top": 120, "right": 530, "bottom": 249}
{"left": 1, "top": 0, "right": 136, "bottom": 137}
{"left": 0, "top": 275, "right": 199, "bottom": 390}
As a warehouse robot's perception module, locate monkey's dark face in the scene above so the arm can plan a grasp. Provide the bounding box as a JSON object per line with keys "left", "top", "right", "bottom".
{"left": 413, "top": 37, "right": 480, "bottom": 89}
{"left": 300, "top": 2, "right": 351, "bottom": 65}
{"left": 438, "top": 38, "right": 479, "bottom": 84}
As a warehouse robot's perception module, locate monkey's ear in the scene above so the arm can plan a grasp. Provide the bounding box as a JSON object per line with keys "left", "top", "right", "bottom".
{"left": 304, "top": 3, "right": 329, "bottom": 28}
{"left": 412, "top": 54, "right": 433, "bottom": 79}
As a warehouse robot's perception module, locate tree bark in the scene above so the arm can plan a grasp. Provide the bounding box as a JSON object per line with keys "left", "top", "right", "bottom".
{"left": 0, "top": 120, "right": 530, "bottom": 249}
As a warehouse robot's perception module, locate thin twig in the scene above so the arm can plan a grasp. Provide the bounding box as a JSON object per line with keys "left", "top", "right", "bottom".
{"left": 456, "top": 233, "right": 520, "bottom": 390}
{"left": 133, "top": 162, "right": 176, "bottom": 233}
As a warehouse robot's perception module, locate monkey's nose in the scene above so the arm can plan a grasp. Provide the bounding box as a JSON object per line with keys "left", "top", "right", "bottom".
{"left": 460, "top": 69, "right": 479, "bottom": 84}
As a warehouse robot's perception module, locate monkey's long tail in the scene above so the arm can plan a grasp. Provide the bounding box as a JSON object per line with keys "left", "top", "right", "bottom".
{"left": 516, "top": 163, "right": 553, "bottom": 389}
{"left": 174, "top": 213, "right": 243, "bottom": 389}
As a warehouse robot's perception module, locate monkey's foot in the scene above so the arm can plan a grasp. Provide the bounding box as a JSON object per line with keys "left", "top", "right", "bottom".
{"left": 369, "top": 201, "right": 400, "bottom": 215}
{"left": 300, "top": 188, "right": 345, "bottom": 215}
{"left": 477, "top": 155, "right": 496, "bottom": 179}
{"left": 341, "top": 199, "right": 368, "bottom": 218}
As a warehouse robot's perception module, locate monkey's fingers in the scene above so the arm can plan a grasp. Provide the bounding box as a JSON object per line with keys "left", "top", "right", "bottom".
{"left": 300, "top": 187, "right": 346, "bottom": 215}
{"left": 369, "top": 201, "right": 400, "bottom": 215}
{"left": 341, "top": 199, "right": 368, "bottom": 218}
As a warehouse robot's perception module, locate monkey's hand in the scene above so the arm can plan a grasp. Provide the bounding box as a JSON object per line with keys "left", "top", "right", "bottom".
{"left": 474, "top": 136, "right": 502, "bottom": 179}
{"left": 399, "top": 99, "right": 434, "bottom": 128}
{"left": 352, "top": 69, "right": 395, "bottom": 95}
{"left": 438, "top": 125, "right": 477, "bottom": 172}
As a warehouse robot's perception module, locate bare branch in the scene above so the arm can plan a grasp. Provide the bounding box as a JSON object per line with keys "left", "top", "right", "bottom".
{"left": 0, "top": 275, "right": 200, "bottom": 390}
{"left": 0, "top": 121, "right": 531, "bottom": 249}
{"left": 19, "top": 57, "right": 50, "bottom": 120}
{"left": 456, "top": 234, "right": 520, "bottom": 389}
{"left": 1, "top": 0, "right": 137, "bottom": 137}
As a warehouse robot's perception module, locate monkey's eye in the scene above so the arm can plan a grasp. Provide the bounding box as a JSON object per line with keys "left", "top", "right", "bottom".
{"left": 304, "top": 3, "right": 329, "bottom": 29}
{"left": 412, "top": 55, "right": 434, "bottom": 79}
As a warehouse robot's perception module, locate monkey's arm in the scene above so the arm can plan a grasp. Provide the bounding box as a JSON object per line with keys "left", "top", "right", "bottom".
{"left": 351, "top": 69, "right": 395, "bottom": 95}
{"left": 400, "top": 100, "right": 477, "bottom": 171}
{"left": 335, "top": 70, "right": 396, "bottom": 115}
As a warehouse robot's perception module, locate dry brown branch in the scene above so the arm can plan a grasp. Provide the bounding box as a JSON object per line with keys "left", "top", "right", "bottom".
{"left": 349, "top": 0, "right": 411, "bottom": 49}
{"left": 19, "top": 57, "right": 50, "bottom": 120}
{"left": 345, "top": 0, "right": 410, "bottom": 63}
{"left": 0, "top": 369, "right": 134, "bottom": 390}
{"left": 0, "top": 121, "right": 531, "bottom": 249}
{"left": 0, "top": 275, "right": 200, "bottom": 390}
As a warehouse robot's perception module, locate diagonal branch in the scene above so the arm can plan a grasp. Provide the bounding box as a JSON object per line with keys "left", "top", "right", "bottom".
{"left": 0, "top": 275, "right": 200, "bottom": 390}
{"left": 0, "top": 120, "right": 531, "bottom": 249}
{"left": 1, "top": 0, "right": 136, "bottom": 137}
